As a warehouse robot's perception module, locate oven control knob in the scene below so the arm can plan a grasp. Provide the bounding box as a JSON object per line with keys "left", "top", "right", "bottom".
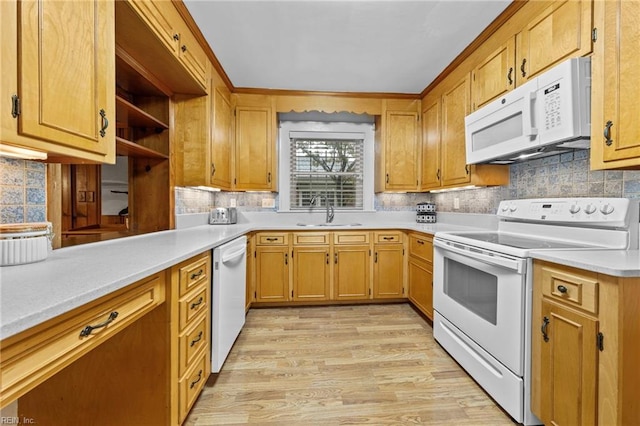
{"left": 509, "top": 205, "right": 517, "bottom": 212}
{"left": 569, "top": 204, "right": 581, "bottom": 214}
{"left": 501, "top": 204, "right": 509, "bottom": 212}
{"left": 600, "top": 203, "right": 615, "bottom": 215}
{"left": 584, "top": 204, "right": 597, "bottom": 215}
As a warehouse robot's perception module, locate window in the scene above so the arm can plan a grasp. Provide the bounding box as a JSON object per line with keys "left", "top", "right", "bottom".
{"left": 279, "top": 121, "right": 374, "bottom": 212}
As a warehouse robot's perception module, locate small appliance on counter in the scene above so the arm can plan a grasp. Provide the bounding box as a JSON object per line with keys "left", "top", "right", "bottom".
{"left": 416, "top": 202, "right": 436, "bottom": 223}
{"left": 209, "top": 207, "right": 237, "bottom": 224}
{"left": 0, "top": 222, "right": 53, "bottom": 266}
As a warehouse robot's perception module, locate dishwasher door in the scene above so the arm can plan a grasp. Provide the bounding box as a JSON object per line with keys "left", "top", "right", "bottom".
{"left": 212, "top": 235, "right": 247, "bottom": 372}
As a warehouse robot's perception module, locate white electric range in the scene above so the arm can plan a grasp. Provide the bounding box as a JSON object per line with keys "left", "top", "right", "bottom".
{"left": 432, "top": 197, "right": 638, "bottom": 425}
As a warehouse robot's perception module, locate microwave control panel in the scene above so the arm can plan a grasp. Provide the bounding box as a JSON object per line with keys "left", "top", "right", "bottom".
{"left": 543, "top": 83, "right": 562, "bottom": 131}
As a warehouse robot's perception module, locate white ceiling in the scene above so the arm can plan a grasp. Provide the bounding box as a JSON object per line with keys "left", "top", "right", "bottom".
{"left": 184, "top": 0, "right": 512, "bottom": 94}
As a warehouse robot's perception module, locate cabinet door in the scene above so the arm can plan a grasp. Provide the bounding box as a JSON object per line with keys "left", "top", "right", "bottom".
{"left": 516, "top": 0, "right": 593, "bottom": 84}
{"left": 255, "top": 246, "right": 289, "bottom": 302}
{"left": 537, "top": 300, "right": 597, "bottom": 426}
{"left": 334, "top": 245, "right": 371, "bottom": 300}
{"left": 235, "top": 107, "right": 274, "bottom": 191}
{"left": 292, "top": 246, "right": 330, "bottom": 301}
{"left": 441, "top": 76, "right": 471, "bottom": 187}
{"left": 408, "top": 257, "right": 433, "bottom": 320}
{"left": 211, "top": 87, "right": 233, "bottom": 189}
{"left": 16, "top": 0, "right": 114, "bottom": 159}
{"left": 373, "top": 244, "right": 404, "bottom": 298}
{"left": 384, "top": 111, "right": 419, "bottom": 191}
{"left": 127, "top": 0, "right": 179, "bottom": 54}
{"left": 591, "top": 0, "right": 640, "bottom": 167}
{"left": 471, "top": 38, "right": 515, "bottom": 110}
{"left": 420, "top": 97, "right": 442, "bottom": 190}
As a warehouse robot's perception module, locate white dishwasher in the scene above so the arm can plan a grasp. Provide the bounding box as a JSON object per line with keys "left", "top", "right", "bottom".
{"left": 211, "top": 235, "right": 247, "bottom": 372}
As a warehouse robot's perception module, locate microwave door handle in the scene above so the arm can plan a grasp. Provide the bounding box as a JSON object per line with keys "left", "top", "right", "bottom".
{"left": 523, "top": 90, "right": 538, "bottom": 138}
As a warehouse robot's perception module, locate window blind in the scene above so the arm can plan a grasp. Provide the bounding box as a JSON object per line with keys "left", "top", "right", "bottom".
{"left": 289, "top": 138, "right": 364, "bottom": 210}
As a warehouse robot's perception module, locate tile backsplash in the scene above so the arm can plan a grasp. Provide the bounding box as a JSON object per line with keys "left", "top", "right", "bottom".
{"left": 176, "top": 149, "right": 640, "bottom": 216}
{"left": 0, "top": 157, "right": 46, "bottom": 224}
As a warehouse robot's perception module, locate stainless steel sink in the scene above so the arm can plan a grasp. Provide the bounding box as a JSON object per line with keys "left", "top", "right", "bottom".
{"left": 296, "top": 223, "right": 362, "bottom": 227}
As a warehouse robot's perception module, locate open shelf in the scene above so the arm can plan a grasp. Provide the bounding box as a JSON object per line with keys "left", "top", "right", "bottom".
{"left": 116, "top": 137, "right": 169, "bottom": 159}
{"left": 116, "top": 95, "right": 169, "bottom": 130}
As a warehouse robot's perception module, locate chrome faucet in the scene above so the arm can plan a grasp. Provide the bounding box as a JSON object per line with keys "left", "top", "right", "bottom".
{"left": 310, "top": 194, "right": 334, "bottom": 223}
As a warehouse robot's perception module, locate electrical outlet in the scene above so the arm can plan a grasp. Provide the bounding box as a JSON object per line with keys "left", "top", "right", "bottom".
{"left": 229, "top": 198, "right": 236, "bottom": 207}
{"left": 262, "top": 198, "right": 275, "bottom": 208}
{"left": 454, "top": 197, "right": 460, "bottom": 209}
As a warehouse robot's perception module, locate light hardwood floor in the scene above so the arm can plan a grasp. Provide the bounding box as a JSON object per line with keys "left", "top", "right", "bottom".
{"left": 184, "top": 303, "right": 515, "bottom": 425}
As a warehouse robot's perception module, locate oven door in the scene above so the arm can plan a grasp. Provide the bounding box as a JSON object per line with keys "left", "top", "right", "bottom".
{"left": 433, "top": 238, "right": 527, "bottom": 375}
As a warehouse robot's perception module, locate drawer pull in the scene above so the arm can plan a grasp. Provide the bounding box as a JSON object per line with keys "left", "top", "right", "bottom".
{"left": 416, "top": 240, "right": 425, "bottom": 245}
{"left": 265, "top": 237, "right": 278, "bottom": 242}
{"left": 80, "top": 311, "right": 119, "bottom": 337}
{"left": 541, "top": 316, "right": 550, "bottom": 342}
{"left": 190, "top": 269, "right": 204, "bottom": 280}
{"left": 557, "top": 285, "right": 568, "bottom": 294}
{"left": 190, "top": 331, "right": 203, "bottom": 347}
{"left": 190, "top": 370, "right": 203, "bottom": 389}
{"left": 383, "top": 236, "right": 394, "bottom": 241}
{"left": 190, "top": 297, "right": 204, "bottom": 309}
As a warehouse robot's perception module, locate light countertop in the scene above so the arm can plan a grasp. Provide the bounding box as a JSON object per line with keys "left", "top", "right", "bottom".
{"left": 0, "top": 213, "right": 480, "bottom": 340}
{"left": 530, "top": 249, "right": 640, "bottom": 278}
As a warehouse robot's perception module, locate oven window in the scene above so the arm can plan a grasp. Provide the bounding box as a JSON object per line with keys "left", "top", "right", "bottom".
{"left": 444, "top": 257, "right": 498, "bottom": 325}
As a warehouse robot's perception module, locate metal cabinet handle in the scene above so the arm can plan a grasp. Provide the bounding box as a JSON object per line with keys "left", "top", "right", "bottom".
{"left": 507, "top": 67, "right": 514, "bottom": 85}
{"left": 190, "top": 269, "right": 204, "bottom": 280}
{"left": 285, "top": 253, "right": 288, "bottom": 265}
{"left": 604, "top": 120, "right": 613, "bottom": 146}
{"left": 557, "top": 285, "right": 568, "bottom": 294}
{"left": 190, "top": 297, "right": 204, "bottom": 309}
{"left": 383, "top": 236, "right": 394, "bottom": 241}
{"left": 465, "top": 165, "right": 470, "bottom": 175}
{"left": 181, "top": 45, "right": 187, "bottom": 52}
{"left": 436, "top": 169, "right": 441, "bottom": 181}
{"left": 326, "top": 252, "right": 329, "bottom": 265}
{"left": 173, "top": 33, "right": 180, "bottom": 41}
{"left": 335, "top": 253, "right": 338, "bottom": 264}
{"left": 417, "top": 240, "right": 425, "bottom": 245}
{"left": 190, "top": 331, "right": 203, "bottom": 347}
{"left": 190, "top": 370, "right": 203, "bottom": 389}
{"left": 386, "top": 173, "right": 389, "bottom": 184}
{"left": 211, "top": 163, "right": 216, "bottom": 176}
{"left": 268, "top": 172, "right": 272, "bottom": 183}
{"left": 80, "top": 311, "right": 118, "bottom": 337}
{"left": 374, "top": 252, "right": 378, "bottom": 263}
{"left": 520, "top": 58, "right": 527, "bottom": 78}
{"left": 99, "top": 109, "right": 109, "bottom": 137}
{"left": 541, "top": 316, "right": 550, "bottom": 342}
{"left": 265, "top": 237, "right": 278, "bottom": 242}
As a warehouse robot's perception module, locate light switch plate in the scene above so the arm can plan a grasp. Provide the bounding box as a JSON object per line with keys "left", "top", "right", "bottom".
{"left": 262, "top": 198, "right": 275, "bottom": 208}
{"left": 454, "top": 197, "right": 460, "bottom": 209}
{"left": 229, "top": 198, "right": 237, "bottom": 207}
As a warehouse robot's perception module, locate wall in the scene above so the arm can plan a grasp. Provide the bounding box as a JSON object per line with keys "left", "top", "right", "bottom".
{"left": 0, "top": 157, "right": 47, "bottom": 224}
{"left": 176, "top": 149, "right": 640, "bottom": 216}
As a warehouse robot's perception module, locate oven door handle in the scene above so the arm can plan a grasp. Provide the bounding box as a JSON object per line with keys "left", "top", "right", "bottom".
{"left": 434, "top": 239, "right": 525, "bottom": 273}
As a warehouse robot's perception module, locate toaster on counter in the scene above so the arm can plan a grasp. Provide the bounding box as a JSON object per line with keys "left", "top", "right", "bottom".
{"left": 209, "top": 207, "right": 237, "bottom": 224}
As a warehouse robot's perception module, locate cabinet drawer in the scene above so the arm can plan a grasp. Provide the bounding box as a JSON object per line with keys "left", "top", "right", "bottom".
{"left": 540, "top": 264, "right": 598, "bottom": 314}
{"left": 0, "top": 273, "right": 165, "bottom": 406}
{"left": 179, "top": 284, "right": 208, "bottom": 331}
{"left": 179, "top": 350, "right": 208, "bottom": 423}
{"left": 374, "top": 231, "right": 403, "bottom": 244}
{"left": 409, "top": 233, "right": 433, "bottom": 263}
{"left": 334, "top": 231, "right": 370, "bottom": 245}
{"left": 178, "top": 315, "right": 208, "bottom": 377}
{"left": 256, "top": 233, "right": 288, "bottom": 245}
{"left": 293, "top": 232, "right": 329, "bottom": 245}
{"left": 177, "top": 253, "right": 210, "bottom": 297}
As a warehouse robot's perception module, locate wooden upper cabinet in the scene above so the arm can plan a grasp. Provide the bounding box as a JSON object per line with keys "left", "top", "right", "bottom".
{"left": 210, "top": 87, "right": 233, "bottom": 189}
{"left": 234, "top": 106, "right": 275, "bottom": 191}
{"left": 441, "top": 75, "right": 471, "bottom": 187}
{"left": 383, "top": 111, "right": 420, "bottom": 191}
{"left": 471, "top": 38, "right": 515, "bottom": 111}
{"left": 420, "top": 97, "right": 441, "bottom": 190}
{"left": 516, "top": 0, "right": 593, "bottom": 85}
{"left": 591, "top": 0, "right": 640, "bottom": 169}
{"left": 1, "top": 0, "right": 115, "bottom": 163}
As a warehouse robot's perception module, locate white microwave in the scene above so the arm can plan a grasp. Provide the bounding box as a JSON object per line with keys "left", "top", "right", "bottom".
{"left": 465, "top": 57, "right": 591, "bottom": 164}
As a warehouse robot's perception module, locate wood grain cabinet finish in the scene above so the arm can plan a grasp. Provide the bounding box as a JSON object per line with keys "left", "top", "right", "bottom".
{"left": 407, "top": 233, "right": 433, "bottom": 320}
{"left": 471, "top": 38, "right": 516, "bottom": 111}
{"left": 380, "top": 111, "right": 420, "bottom": 191}
{"left": 333, "top": 231, "right": 372, "bottom": 301}
{"left": 210, "top": 86, "right": 234, "bottom": 189}
{"left": 255, "top": 233, "right": 290, "bottom": 302}
{"left": 372, "top": 232, "right": 405, "bottom": 299}
{"left": 292, "top": 245, "right": 331, "bottom": 301}
{"left": 171, "top": 252, "right": 211, "bottom": 425}
{"left": 234, "top": 106, "right": 275, "bottom": 191}
{"left": 515, "top": 0, "right": 593, "bottom": 85}
{"left": 591, "top": 0, "right": 640, "bottom": 169}
{"left": 1, "top": 0, "right": 115, "bottom": 163}
{"left": 0, "top": 272, "right": 165, "bottom": 409}
{"left": 532, "top": 260, "right": 640, "bottom": 426}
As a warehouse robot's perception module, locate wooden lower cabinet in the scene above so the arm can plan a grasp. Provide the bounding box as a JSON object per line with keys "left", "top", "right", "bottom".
{"left": 532, "top": 260, "right": 640, "bottom": 426}
{"left": 372, "top": 232, "right": 405, "bottom": 299}
{"left": 255, "top": 245, "right": 290, "bottom": 302}
{"left": 334, "top": 245, "right": 372, "bottom": 300}
{"left": 292, "top": 246, "right": 330, "bottom": 301}
{"left": 408, "top": 257, "right": 433, "bottom": 320}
